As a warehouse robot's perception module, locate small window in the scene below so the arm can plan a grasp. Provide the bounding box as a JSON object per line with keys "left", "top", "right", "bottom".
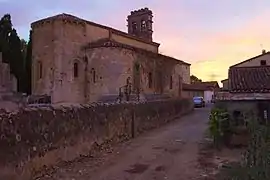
{"left": 91, "top": 68, "right": 96, "bottom": 83}
{"left": 170, "top": 75, "right": 173, "bottom": 89}
{"left": 132, "top": 22, "right": 137, "bottom": 31}
{"left": 73, "top": 62, "right": 78, "bottom": 78}
{"left": 38, "top": 61, "right": 42, "bottom": 79}
{"left": 148, "top": 72, "right": 152, "bottom": 88}
{"left": 261, "top": 60, "right": 267, "bottom": 66}
{"left": 141, "top": 20, "right": 146, "bottom": 30}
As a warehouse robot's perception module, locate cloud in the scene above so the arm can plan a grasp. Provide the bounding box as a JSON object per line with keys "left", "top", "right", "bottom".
{"left": 0, "top": 0, "right": 108, "bottom": 38}
{"left": 1, "top": 0, "right": 270, "bottom": 82}
{"left": 190, "top": 10, "right": 270, "bottom": 82}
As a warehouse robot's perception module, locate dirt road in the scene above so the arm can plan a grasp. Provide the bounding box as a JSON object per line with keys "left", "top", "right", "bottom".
{"left": 40, "top": 106, "right": 211, "bottom": 180}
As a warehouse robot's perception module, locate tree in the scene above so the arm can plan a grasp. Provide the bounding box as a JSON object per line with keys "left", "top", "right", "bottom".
{"left": 0, "top": 14, "right": 12, "bottom": 63}
{"left": 0, "top": 14, "right": 26, "bottom": 92}
{"left": 190, "top": 75, "right": 202, "bottom": 84}
{"left": 24, "top": 30, "right": 32, "bottom": 94}
{"left": 8, "top": 29, "right": 24, "bottom": 77}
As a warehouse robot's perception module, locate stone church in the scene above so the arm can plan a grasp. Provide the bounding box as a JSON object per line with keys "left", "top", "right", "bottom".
{"left": 31, "top": 8, "right": 191, "bottom": 104}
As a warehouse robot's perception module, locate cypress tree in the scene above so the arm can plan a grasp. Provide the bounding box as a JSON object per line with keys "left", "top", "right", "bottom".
{"left": 0, "top": 14, "right": 27, "bottom": 92}
{"left": 24, "top": 30, "right": 32, "bottom": 94}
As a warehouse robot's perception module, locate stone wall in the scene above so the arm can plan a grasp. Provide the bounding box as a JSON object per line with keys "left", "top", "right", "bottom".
{"left": 0, "top": 52, "right": 17, "bottom": 92}
{"left": 215, "top": 100, "right": 270, "bottom": 122}
{"left": 83, "top": 47, "right": 184, "bottom": 102}
{"left": 31, "top": 21, "right": 55, "bottom": 97}
{"left": 31, "top": 15, "right": 159, "bottom": 103}
{"left": 0, "top": 98, "right": 193, "bottom": 179}
{"left": 215, "top": 100, "right": 257, "bottom": 114}
{"left": 180, "top": 64, "right": 190, "bottom": 84}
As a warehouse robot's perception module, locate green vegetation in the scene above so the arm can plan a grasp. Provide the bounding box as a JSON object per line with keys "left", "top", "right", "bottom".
{"left": 0, "top": 14, "right": 32, "bottom": 94}
{"left": 213, "top": 114, "right": 270, "bottom": 180}
{"left": 242, "top": 120, "right": 270, "bottom": 179}
{"left": 190, "top": 75, "right": 202, "bottom": 83}
{"left": 208, "top": 107, "right": 230, "bottom": 149}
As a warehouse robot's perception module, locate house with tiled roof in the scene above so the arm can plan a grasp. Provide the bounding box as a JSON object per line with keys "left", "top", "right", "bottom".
{"left": 229, "top": 66, "right": 270, "bottom": 94}
{"left": 218, "top": 50, "right": 270, "bottom": 99}
{"left": 221, "top": 50, "right": 270, "bottom": 92}
{"left": 230, "top": 50, "right": 270, "bottom": 68}
{"left": 216, "top": 50, "right": 270, "bottom": 122}
{"left": 182, "top": 81, "right": 220, "bottom": 102}
{"left": 221, "top": 79, "right": 228, "bottom": 91}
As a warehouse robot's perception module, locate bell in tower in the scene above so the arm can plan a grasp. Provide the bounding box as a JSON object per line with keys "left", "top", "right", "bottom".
{"left": 127, "top": 8, "right": 153, "bottom": 42}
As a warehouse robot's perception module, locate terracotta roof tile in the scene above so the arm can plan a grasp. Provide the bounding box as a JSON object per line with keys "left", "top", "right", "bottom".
{"left": 182, "top": 81, "right": 219, "bottom": 91}
{"left": 31, "top": 13, "right": 191, "bottom": 66}
{"left": 182, "top": 83, "right": 205, "bottom": 91}
{"left": 229, "top": 66, "right": 270, "bottom": 93}
{"left": 196, "top": 81, "right": 220, "bottom": 89}
{"left": 31, "top": 13, "right": 160, "bottom": 47}
{"left": 221, "top": 79, "right": 228, "bottom": 83}
{"left": 83, "top": 38, "right": 191, "bottom": 65}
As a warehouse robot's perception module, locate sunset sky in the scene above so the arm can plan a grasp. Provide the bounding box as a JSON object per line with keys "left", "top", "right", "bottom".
{"left": 1, "top": 0, "right": 270, "bottom": 83}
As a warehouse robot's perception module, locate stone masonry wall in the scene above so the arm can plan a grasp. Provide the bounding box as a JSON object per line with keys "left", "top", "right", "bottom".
{"left": 31, "top": 16, "right": 159, "bottom": 103}
{"left": 31, "top": 15, "right": 191, "bottom": 104}
{"left": 0, "top": 98, "right": 193, "bottom": 179}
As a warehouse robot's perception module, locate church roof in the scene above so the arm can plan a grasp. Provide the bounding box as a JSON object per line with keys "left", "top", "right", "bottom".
{"left": 31, "top": 13, "right": 160, "bottom": 47}
{"left": 82, "top": 38, "right": 191, "bottom": 66}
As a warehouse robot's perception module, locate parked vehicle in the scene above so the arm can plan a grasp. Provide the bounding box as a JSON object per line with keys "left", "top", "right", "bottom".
{"left": 193, "top": 96, "right": 205, "bottom": 108}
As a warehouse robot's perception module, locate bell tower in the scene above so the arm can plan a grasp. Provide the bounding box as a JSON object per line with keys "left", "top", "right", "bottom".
{"left": 127, "top": 8, "right": 153, "bottom": 41}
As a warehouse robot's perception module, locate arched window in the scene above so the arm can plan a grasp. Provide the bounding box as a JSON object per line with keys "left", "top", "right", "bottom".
{"left": 170, "top": 75, "right": 173, "bottom": 89}
{"left": 141, "top": 20, "right": 146, "bottom": 30}
{"left": 91, "top": 68, "right": 96, "bottom": 83}
{"left": 148, "top": 72, "right": 152, "bottom": 88}
{"left": 132, "top": 22, "right": 137, "bottom": 32}
{"left": 38, "top": 61, "right": 42, "bottom": 79}
{"left": 73, "top": 62, "right": 78, "bottom": 78}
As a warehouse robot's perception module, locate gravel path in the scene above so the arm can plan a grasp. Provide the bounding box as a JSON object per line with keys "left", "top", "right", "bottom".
{"left": 38, "top": 106, "right": 211, "bottom": 180}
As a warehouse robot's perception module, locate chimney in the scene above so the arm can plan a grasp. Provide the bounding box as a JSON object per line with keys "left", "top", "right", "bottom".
{"left": 262, "top": 49, "right": 266, "bottom": 54}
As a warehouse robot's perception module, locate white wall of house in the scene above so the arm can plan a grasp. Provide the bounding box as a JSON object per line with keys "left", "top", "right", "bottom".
{"left": 221, "top": 79, "right": 229, "bottom": 90}
{"left": 232, "top": 52, "right": 270, "bottom": 68}
{"left": 204, "top": 90, "right": 213, "bottom": 103}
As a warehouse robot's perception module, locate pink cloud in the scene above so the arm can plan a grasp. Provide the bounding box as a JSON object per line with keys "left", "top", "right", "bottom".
{"left": 189, "top": 10, "right": 270, "bottom": 82}
{"left": 3, "top": 0, "right": 270, "bottom": 83}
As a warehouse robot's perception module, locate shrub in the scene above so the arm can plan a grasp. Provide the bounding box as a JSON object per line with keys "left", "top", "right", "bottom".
{"left": 242, "top": 119, "right": 270, "bottom": 179}
{"left": 219, "top": 118, "right": 270, "bottom": 180}
{"left": 208, "top": 108, "right": 230, "bottom": 148}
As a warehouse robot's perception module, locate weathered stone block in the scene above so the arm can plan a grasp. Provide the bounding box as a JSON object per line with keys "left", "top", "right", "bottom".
{"left": 0, "top": 98, "right": 193, "bottom": 179}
